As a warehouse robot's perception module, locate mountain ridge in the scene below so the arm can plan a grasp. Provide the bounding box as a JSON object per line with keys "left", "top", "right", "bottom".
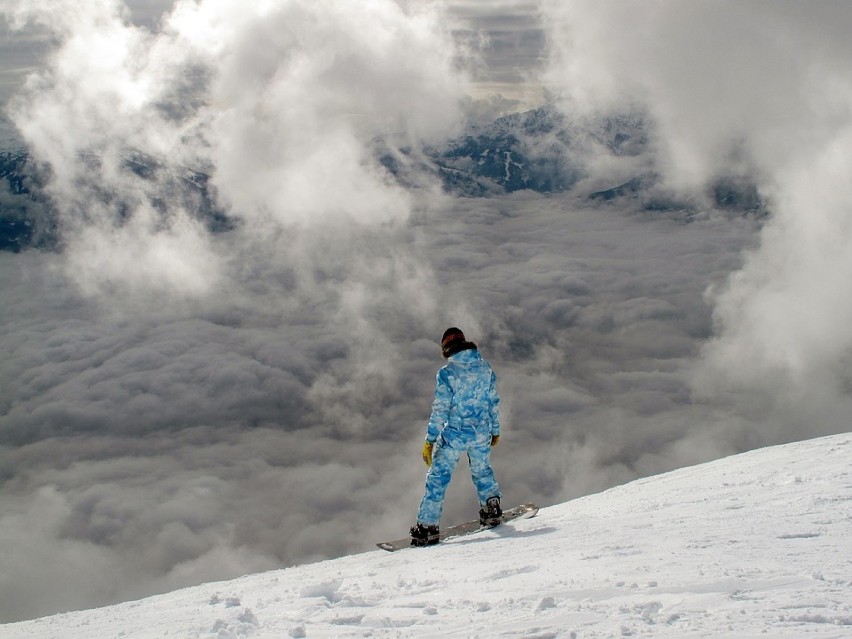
{"left": 0, "top": 105, "right": 765, "bottom": 253}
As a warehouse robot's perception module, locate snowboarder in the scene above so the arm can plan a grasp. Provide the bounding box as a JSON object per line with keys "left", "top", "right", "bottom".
{"left": 410, "top": 327, "right": 502, "bottom": 546}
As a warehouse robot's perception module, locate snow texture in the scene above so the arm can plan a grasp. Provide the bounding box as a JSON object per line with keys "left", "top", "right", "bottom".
{"left": 3, "top": 433, "right": 851, "bottom": 638}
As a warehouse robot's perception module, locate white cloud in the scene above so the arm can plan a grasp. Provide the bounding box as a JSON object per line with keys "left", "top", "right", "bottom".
{"left": 4, "top": 0, "right": 468, "bottom": 300}
{"left": 542, "top": 0, "right": 852, "bottom": 434}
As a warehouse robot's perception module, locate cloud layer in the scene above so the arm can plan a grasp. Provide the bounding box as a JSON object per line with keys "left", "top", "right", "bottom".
{"left": 0, "top": 192, "right": 759, "bottom": 621}
{"left": 4, "top": 0, "right": 466, "bottom": 299}
{"left": 543, "top": 0, "right": 852, "bottom": 438}
{"left": 3, "top": 0, "right": 852, "bottom": 625}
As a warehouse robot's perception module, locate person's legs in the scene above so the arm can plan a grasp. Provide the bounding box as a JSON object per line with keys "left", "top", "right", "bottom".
{"left": 416, "top": 439, "right": 463, "bottom": 525}
{"left": 468, "top": 434, "right": 501, "bottom": 506}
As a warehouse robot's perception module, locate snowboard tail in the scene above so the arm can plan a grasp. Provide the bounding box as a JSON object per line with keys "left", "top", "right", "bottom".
{"left": 377, "top": 502, "right": 539, "bottom": 552}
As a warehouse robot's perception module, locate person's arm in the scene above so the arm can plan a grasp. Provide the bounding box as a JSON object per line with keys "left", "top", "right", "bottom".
{"left": 425, "top": 367, "right": 452, "bottom": 443}
{"left": 488, "top": 370, "right": 500, "bottom": 438}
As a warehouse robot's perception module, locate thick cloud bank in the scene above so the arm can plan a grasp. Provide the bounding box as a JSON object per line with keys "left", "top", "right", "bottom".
{"left": 543, "top": 0, "right": 852, "bottom": 442}
{"left": 2, "top": 0, "right": 465, "bottom": 298}
{"left": 0, "top": 196, "right": 758, "bottom": 622}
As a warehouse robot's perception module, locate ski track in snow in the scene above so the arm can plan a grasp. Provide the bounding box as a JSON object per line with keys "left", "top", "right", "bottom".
{"left": 3, "top": 434, "right": 851, "bottom": 638}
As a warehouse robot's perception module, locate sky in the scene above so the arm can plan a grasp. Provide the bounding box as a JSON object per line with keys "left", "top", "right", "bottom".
{"left": 2, "top": 0, "right": 852, "bottom": 625}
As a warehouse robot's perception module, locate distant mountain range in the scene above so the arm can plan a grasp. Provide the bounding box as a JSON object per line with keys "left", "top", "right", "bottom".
{"left": 0, "top": 106, "right": 764, "bottom": 253}
{"left": 380, "top": 105, "right": 649, "bottom": 196}
{"left": 0, "top": 149, "right": 232, "bottom": 252}
{"left": 0, "top": 150, "right": 54, "bottom": 252}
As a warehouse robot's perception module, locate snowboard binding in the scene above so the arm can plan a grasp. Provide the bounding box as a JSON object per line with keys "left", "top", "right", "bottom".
{"left": 409, "top": 523, "right": 440, "bottom": 547}
{"left": 479, "top": 496, "right": 502, "bottom": 527}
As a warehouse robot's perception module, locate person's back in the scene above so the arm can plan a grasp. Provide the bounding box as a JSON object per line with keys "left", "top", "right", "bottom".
{"left": 429, "top": 347, "right": 498, "bottom": 440}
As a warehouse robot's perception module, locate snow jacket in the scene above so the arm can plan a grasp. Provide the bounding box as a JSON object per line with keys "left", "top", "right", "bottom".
{"left": 425, "top": 348, "right": 500, "bottom": 444}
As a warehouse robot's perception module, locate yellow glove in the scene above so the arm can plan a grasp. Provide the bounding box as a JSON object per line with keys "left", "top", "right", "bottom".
{"left": 422, "top": 441, "right": 434, "bottom": 466}
{"left": 491, "top": 435, "right": 500, "bottom": 447}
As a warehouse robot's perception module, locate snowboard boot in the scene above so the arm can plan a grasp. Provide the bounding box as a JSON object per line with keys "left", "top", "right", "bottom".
{"left": 479, "top": 496, "right": 502, "bottom": 527}
{"left": 409, "top": 523, "right": 440, "bottom": 547}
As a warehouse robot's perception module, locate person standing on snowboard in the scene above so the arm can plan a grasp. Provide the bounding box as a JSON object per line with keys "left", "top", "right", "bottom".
{"left": 410, "top": 327, "right": 502, "bottom": 546}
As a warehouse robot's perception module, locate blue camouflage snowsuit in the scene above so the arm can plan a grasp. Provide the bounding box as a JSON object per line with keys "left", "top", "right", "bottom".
{"left": 416, "top": 347, "right": 501, "bottom": 526}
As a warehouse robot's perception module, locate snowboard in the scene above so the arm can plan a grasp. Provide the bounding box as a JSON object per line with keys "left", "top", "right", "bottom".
{"left": 376, "top": 502, "right": 539, "bottom": 552}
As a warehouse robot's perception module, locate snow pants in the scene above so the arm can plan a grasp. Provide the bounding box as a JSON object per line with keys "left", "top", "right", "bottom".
{"left": 416, "top": 428, "right": 501, "bottom": 526}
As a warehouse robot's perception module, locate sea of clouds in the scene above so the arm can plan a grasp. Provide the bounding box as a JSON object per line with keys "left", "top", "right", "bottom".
{"left": 2, "top": 0, "right": 852, "bottom": 623}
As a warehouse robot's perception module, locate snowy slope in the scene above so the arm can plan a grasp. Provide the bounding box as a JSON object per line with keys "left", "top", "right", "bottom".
{"left": 3, "top": 434, "right": 851, "bottom": 639}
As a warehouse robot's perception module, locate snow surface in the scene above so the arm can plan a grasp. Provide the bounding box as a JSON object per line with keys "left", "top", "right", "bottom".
{"left": 3, "top": 434, "right": 851, "bottom": 638}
